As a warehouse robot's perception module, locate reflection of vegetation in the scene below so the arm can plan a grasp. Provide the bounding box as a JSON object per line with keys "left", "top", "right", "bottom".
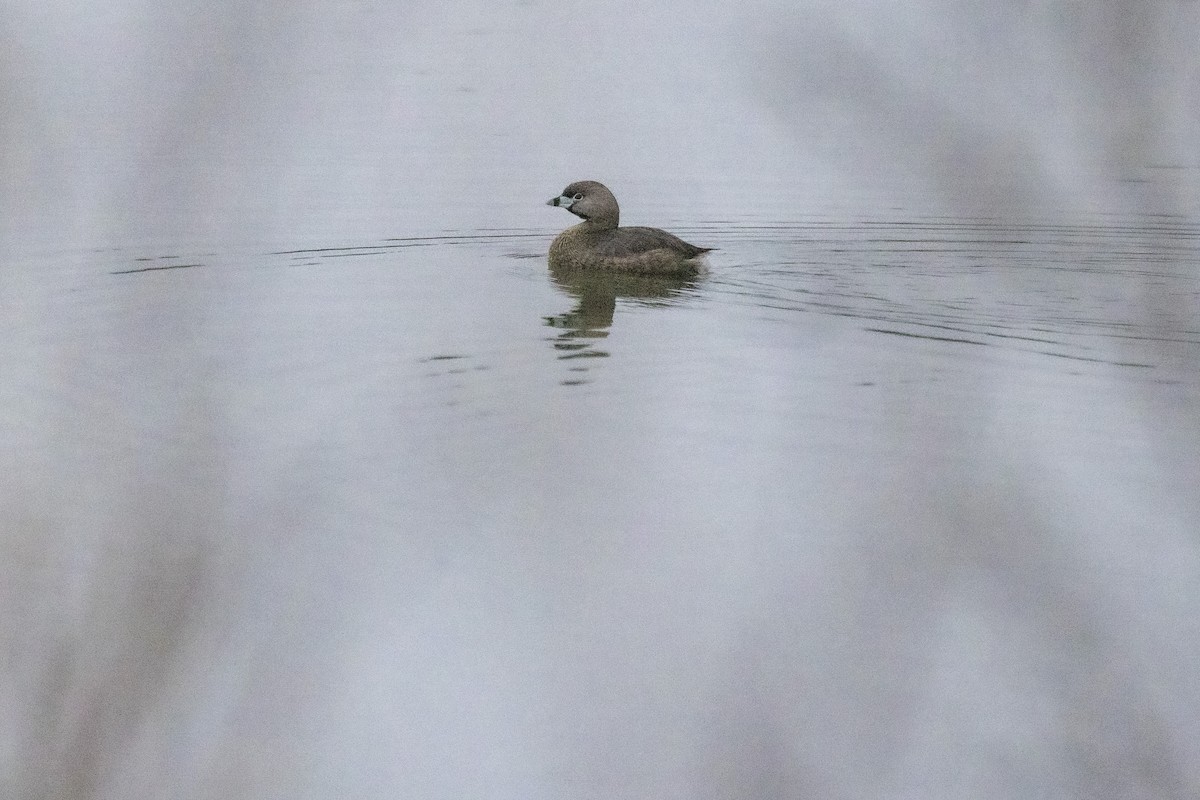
{"left": 544, "top": 263, "right": 701, "bottom": 382}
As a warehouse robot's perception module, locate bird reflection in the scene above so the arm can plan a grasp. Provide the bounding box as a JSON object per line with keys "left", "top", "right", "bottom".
{"left": 544, "top": 263, "right": 701, "bottom": 385}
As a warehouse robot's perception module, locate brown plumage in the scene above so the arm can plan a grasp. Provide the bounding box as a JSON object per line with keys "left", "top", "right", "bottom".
{"left": 546, "top": 181, "right": 712, "bottom": 276}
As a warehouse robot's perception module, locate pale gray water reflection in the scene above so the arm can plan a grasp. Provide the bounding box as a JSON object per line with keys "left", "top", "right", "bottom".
{"left": 545, "top": 266, "right": 702, "bottom": 385}
{"left": 6, "top": 200, "right": 1200, "bottom": 800}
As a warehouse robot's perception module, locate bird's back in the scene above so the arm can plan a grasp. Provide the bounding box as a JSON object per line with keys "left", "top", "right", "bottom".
{"left": 593, "top": 226, "right": 711, "bottom": 259}
{"left": 549, "top": 223, "right": 711, "bottom": 275}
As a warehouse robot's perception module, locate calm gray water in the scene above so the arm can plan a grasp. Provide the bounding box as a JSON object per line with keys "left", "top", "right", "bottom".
{"left": 3, "top": 2, "right": 1200, "bottom": 799}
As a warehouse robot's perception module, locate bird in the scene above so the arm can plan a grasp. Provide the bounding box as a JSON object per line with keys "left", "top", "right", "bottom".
{"left": 546, "top": 181, "right": 712, "bottom": 276}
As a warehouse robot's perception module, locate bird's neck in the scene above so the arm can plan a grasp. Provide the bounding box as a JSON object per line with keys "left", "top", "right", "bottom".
{"left": 581, "top": 212, "right": 618, "bottom": 231}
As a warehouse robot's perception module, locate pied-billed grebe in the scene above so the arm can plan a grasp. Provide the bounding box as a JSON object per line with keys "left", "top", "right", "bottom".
{"left": 546, "top": 181, "right": 712, "bottom": 276}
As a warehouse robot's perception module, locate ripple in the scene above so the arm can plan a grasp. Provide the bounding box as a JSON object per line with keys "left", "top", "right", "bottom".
{"left": 698, "top": 214, "right": 1200, "bottom": 370}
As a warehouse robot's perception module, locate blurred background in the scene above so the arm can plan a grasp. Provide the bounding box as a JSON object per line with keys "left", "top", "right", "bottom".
{"left": 2, "top": 1, "right": 1198, "bottom": 798}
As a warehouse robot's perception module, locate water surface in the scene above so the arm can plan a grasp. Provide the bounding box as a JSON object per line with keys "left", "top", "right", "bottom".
{"left": 4, "top": 2, "right": 1200, "bottom": 798}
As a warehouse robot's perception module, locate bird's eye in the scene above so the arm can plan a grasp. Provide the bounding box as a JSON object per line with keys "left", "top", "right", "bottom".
{"left": 572, "top": 193, "right": 583, "bottom": 201}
